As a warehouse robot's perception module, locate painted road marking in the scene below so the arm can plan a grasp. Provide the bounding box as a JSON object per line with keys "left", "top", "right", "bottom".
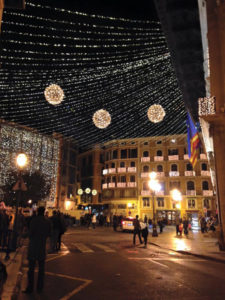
{"left": 72, "top": 243, "right": 94, "bottom": 253}
{"left": 92, "top": 243, "right": 116, "bottom": 252}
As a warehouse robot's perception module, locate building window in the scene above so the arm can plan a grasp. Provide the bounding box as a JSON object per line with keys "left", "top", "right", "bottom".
{"left": 168, "top": 149, "right": 178, "bottom": 155}
{"left": 130, "top": 161, "right": 135, "bottom": 167}
{"left": 111, "top": 162, "right": 115, "bottom": 168}
{"left": 100, "top": 154, "right": 104, "bottom": 163}
{"left": 121, "top": 149, "right": 127, "bottom": 159}
{"left": 202, "top": 181, "right": 209, "bottom": 190}
{"left": 143, "top": 182, "right": 149, "bottom": 191}
{"left": 171, "top": 164, "right": 178, "bottom": 171}
{"left": 157, "top": 197, "right": 164, "bottom": 207}
{"left": 129, "top": 148, "right": 137, "bottom": 158}
{"left": 107, "top": 177, "right": 111, "bottom": 184}
{"left": 188, "top": 199, "right": 196, "bottom": 208}
{"left": 201, "top": 163, "right": 207, "bottom": 171}
{"left": 186, "top": 163, "right": 193, "bottom": 171}
{"left": 130, "top": 175, "right": 135, "bottom": 182}
{"left": 187, "top": 181, "right": 195, "bottom": 190}
{"left": 120, "top": 161, "right": 125, "bottom": 167}
{"left": 121, "top": 176, "right": 126, "bottom": 183}
{"left": 170, "top": 181, "right": 180, "bottom": 188}
{"left": 143, "top": 197, "right": 150, "bottom": 207}
{"left": 144, "top": 142, "right": 149, "bottom": 145}
{"left": 203, "top": 198, "right": 210, "bottom": 209}
{"left": 143, "top": 165, "right": 149, "bottom": 172}
{"left": 112, "top": 150, "right": 118, "bottom": 159}
{"left": 156, "top": 150, "right": 162, "bottom": 156}
{"left": 112, "top": 176, "right": 116, "bottom": 183}
{"left": 157, "top": 165, "right": 163, "bottom": 172}
{"left": 156, "top": 140, "right": 162, "bottom": 144}
{"left": 143, "top": 151, "right": 149, "bottom": 157}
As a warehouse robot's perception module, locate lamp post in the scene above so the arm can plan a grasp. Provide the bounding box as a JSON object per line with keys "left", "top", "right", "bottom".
{"left": 11, "top": 153, "right": 28, "bottom": 250}
{"left": 77, "top": 188, "right": 97, "bottom": 204}
{"left": 148, "top": 172, "right": 161, "bottom": 237}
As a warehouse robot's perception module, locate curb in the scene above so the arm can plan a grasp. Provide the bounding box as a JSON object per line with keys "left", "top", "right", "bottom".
{"left": 11, "top": 246, "right": 26, "bottom": 300}
{"left": 149, "top": 242, "right": 225, "bottom": 264}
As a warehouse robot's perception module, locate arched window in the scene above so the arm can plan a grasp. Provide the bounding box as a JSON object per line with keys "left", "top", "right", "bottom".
{"left": 157, "top": 165, "right": 163, "bottom": 172}
{"left": 186, "top": 163, "right": 193, "bottom": 171}
{"left": 130, "top": 175, "right": 135, "bottom": 182}
{"left": 171, "top": 164, "right": 178, "bottom": 171}
{"left": 202, "top": 181, "right": 209, "bottom": 190}
{"left": 111, "top": 162, "right": 115, "bottom": 168}
{"left": 130, "top": 161, "right": 135, "bottom": 167}
{"left": 157, "top": 150, "right": 162, "bottom": 156}
{"left": 201, "top": 163, "right": 207, "bottom": 171}
{"left": 168, "top": 149, "right": 178, "bottom": 155}
{"left": 120, "top": 161, "right": 125, "bottom": 167}
{"left": 143, "top": 182, "right": 149, "bottom": 190}
{"left": 187, "top": 181, "right": 195, "bottom": 190}
{"left": 143, "top": 165, "right": 149, "bottom": 172}
{"left": 143, "top": 151, "right": 149, "bottom": 157}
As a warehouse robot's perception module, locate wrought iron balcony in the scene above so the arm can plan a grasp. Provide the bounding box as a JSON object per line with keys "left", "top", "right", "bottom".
{"left": 127, "top": 167, "right": 136, "bottom": 173}
{"left": 108, "top": 182, "right": 115, "bottom": 188}
{"left": 169, "top": 171, "right": 179, "bottom": 177}
{"left": 203, "top": 190, "right": 213, "bottom": 196}
{"left": 127, "top": 182, "right": 137, "bottom": 187}
{"left": 108, "top": 168, "right": 116, "bottom": 174}
{"left": 201, "top": 170, "right": 210, "bottom": 176}
{"left": 117, "top": 167, "right": 126, "bottom": 173}
{"left": 141, "top": 157, "right": 150, "bottom": 162}
{"left": 186, "top": 190, "right": 196, "bottom": 196}
{"left": 141, "top": 172, "right": 149, "bottom": 178}
{"left": 117, "top": 182, "right": 126, "bottom": 188}
{"left": 168, "top": 155, "right": 179, "bottom": 161}
{"left": 185, "top": 171, "right": 196, "bottom": 176}
{"left": 154, "top": 156, "right": 164, "bottom": 161}
{"left": 102, "top": 183, "right": 108, "bottom": 189}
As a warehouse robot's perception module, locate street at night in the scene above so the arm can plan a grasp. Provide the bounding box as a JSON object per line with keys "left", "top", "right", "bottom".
{"left": 18, "top": 226, "right": 225, "bottom": 300}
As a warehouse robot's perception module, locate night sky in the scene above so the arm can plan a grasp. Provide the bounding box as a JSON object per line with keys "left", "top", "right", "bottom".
{"left": 0, "top": 0, "right": 187, "bottom": 149}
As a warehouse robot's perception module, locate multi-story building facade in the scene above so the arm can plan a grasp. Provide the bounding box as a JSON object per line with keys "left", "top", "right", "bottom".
{"left": 83, "top": 134, "right": 215, "bottom": 223}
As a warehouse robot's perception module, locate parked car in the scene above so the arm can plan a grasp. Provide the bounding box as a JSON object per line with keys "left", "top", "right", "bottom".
{"left": 120, "top": 217, "right": 134, "bottom": 232}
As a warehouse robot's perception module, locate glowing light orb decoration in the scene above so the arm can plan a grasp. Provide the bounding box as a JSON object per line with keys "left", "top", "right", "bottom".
{"left": 147, "top": 104, "right": 166, "bottom": 123}
{"left": 85, "top": 188, "right": 91, "bottom": 194}
{"left": 92, "top": 109, "right": 111, "bottom": 129}
{"left": 44, "top": 84, "right": 64, "bottom": 105}
{"left": 92, "top": 189, "right": 97, "bottom": 196}
{"left": 77, "top": 189, "right": 83, "bottom": 195}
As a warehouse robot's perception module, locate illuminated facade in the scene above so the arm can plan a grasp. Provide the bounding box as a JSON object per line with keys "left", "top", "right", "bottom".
{"left": 81, "top": 134, "right": 216, "bottom": 223}
{"left": 0, "top": 119, "right": 60, "bottom": 205}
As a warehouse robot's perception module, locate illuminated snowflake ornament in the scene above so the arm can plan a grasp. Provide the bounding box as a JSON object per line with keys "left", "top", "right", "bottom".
{"left": 147, "top": 104, "right": 166, "bottom": 123}
{"left": 44, "top": 84, "right": 64, "bottom": 105}
{"left": 93, "top": 109, "right": 111, "bottom": 129}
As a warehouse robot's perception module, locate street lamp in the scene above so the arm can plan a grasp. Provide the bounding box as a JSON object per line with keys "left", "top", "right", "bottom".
{"left": 11, "top": 153, "right": 28, "bottom": 250}
{"left": 148, "top": 172, "right": 161, "bottom": 237}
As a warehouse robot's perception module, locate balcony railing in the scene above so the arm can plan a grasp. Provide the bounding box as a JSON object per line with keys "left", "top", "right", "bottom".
{"left": 186, "top": 190, "right": 196, "bottom": 196}
{"left": 201, "top": 170, "right": 210, "bottom": 176}
{"left": 183, "top": 154, "right": 189, "bottom": 160}
{"left": 155, "top": 190, "right": 164, "bottom": 196}
{"left": 185, "top": 171, "right": 196, "bottom": 176}
{"left": 102, "top": 183, "right": 108, "bottom": 189}
{"left": 108, "top": 182, "right": 115, "bottom": 188}
{"left": 141, "top": 190, "right": 151, "bottom": 196}
{"left": 141, "top": 172, "right": 149, "bottom": 178}
{"left": 141, "top": 157, "right": 150, "bottom": 162}
{"left": 127, "top": 167, "right": 136, "bottom": 173}
{"left": 108, "top": 168, "right": 116, "bottom": 174}
{"left": 156, "top": 172, "right": 164, "bottom": 178}
{"left": 117, "top": 182, "right": 126, "bottom": 188}
{"left": 203, "top": 190, "right": 213, "bottom": 196}
{"left": 102, "top": 169, "right": 108, "bottom": 175}
{"left": 117, "top": 167, "right": 126, "bottom": 173}
{"left": 200, "top": 153, "right": 207, "bottom": 160}
{"left": 154, "top": 156, "right": 164, "bottom": 161}
{"left": 169, "top": 171, "right": 179, "bottom": 177}
{"left": 127, "top": 182, "right": 137, "bottom": 188}
{"left": 168, "top": 155, "right": 179, "bottom": 161}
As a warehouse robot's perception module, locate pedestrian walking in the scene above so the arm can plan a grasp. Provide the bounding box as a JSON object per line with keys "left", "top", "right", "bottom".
{"left": 200, "top": 216, "right": 207, "bottom": 233}
{"left": 57, "top": 211, "right": 66, "bottom": 251}
{"left": 179, "top": 219, "right": 183, "bottom": 236}
{"left": 113, "top": 215, "right": 118, "bottom": 231}
{"left": 183, "top": 216, "right": 189, "bottom": 236}
{"left": 50, "top": 210, "right": 61, "bottom": 253}
{"left": 175, "top": 215, "right": 180, "bottom": 235}
{"left": 133, "top": 215, "right": 143, "bottom": 246}
{"left": 23, "top": 207, "right": 51, "bottom": 294}
{"left": 141, "top": 222, "right": 148, "bottom": 248}
{"left": 92, "top": 214, "right": 97, "bottom": 229}
{"left": 158, "top": 218, "right": 164, "bottom": 233}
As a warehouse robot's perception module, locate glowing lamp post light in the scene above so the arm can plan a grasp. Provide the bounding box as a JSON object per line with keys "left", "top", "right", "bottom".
{"left": 171, "top": 188, "right": 182, "bottom": 216}
{"left": 148, "top": 172, "right": 161, "bottom": 237}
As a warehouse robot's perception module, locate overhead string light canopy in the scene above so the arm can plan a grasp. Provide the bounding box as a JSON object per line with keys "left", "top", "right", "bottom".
{"left": 0, "top": 0, "right": 186, "bottom": 148}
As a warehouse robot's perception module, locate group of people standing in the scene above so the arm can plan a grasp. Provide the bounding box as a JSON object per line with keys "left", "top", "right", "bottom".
{"left": 175, "top": 215, "right": 190, "bottom": 236}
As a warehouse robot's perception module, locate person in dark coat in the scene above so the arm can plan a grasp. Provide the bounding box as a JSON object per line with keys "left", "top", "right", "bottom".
{"left": 133, "top": 215, "right": 143, "bottom": 246}
{"left": 141, "top": 223, "right": 149, "bottom": 248}
{"left": 23, "top": 207, "right": 51, "bottom": 294}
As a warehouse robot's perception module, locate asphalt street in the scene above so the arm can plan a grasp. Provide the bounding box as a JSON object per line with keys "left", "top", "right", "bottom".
{"left": 18, "top": 226, "right": 225, "bottom": 300}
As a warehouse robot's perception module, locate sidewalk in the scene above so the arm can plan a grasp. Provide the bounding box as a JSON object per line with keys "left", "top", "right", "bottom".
{"left": 0, "top": 246, "right": 26, "bottom": 300}
{"left": 148, "top": 225, "right": 225, "bottom": 263}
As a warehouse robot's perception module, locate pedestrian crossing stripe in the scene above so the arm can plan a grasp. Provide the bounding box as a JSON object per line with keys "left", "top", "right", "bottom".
{"left": 72, "top": 243, "right": 94, "bottom": 253}
{"left": 92, "top": 243, "right": 116, "bottom": 252}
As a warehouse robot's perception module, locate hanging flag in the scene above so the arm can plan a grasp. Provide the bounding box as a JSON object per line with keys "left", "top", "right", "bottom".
{"left": 187, "top": 112, "right": 201, "bottom": 168}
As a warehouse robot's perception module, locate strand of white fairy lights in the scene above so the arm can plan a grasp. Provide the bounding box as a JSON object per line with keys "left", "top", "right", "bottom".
{"left": 0, "top": 0, "right": 186, "bottom": 147}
